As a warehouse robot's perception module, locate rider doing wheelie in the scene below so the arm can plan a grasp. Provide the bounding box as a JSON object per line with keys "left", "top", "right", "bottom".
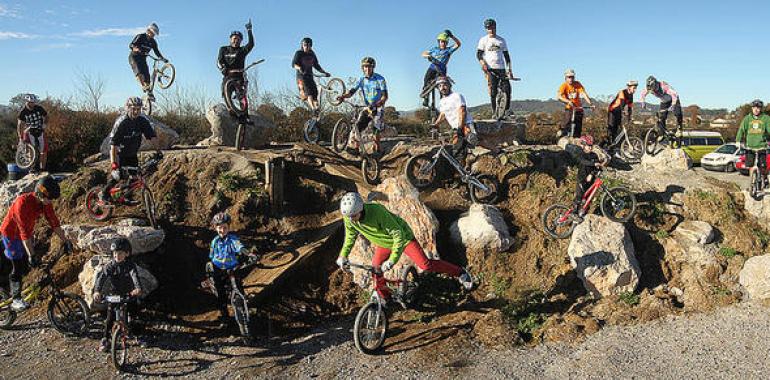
{"left": 129, "top": 23, "right": 167, "bottom": 102}
{"left": 217, "top": 20, "right": 255, "bottom": 122}
{"left": 292, "top": 37, "right": 331, "bottom": 116}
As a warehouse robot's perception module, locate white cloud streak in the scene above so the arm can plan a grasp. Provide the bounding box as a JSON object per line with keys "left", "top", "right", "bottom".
{"left": 0, "top": 4, "right": 20, "bottom": 18}
{"left": 0, "top": 31, "right": 36, "bottom": 40}
{"left": 71, "top": 27, "right": 144, "bottom": 38}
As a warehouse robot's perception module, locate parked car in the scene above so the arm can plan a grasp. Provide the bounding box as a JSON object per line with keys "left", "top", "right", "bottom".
{"left": 701, "top": 143, "right": 743, "bottom": 172}
{"left": 735, "top": 148, "right": 770, "bottom": 175}
{"left": 680, "top": 131, "right": 725, "bottom": 164}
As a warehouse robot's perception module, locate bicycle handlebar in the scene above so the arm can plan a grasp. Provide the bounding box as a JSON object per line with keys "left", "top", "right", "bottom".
{"left": 346, "top": 262, "right": 382, "bottom": 274}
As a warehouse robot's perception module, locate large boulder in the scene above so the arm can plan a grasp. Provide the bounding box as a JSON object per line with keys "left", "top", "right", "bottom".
{"left": 449, "top": 203, "right": 513, "bottom": 253}
{"left": 567, "top": 215, "right": 640, "bottom": 298}
{"left": 78, "top": 254, "right": 158, "bottom": 309}
{"left": 739, "top": 255, "right": 770, "bottom": 300}
{"left": 197, "top": 103, "right": 274, "bottom": 149}
{"left": 742, "top": 191, "right": 770, "bottom": 224}
{"left": 474, "top": 120, "right": 525, "bottom": 151}
{"left": 99, "top": 115, "right": 179, "bottom": 157}
{"left": 62, "top": 222, "right": 165, "bottom": 255}
{"left": 0, "top": 173, "right": 48, "bottom": 216}
{"left": 641, "top": 148, "right": 692, "bottom": 171}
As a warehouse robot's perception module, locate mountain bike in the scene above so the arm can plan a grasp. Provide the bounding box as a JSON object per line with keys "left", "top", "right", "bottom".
{"left": 746, "top": 147, "right": 769, "bottom": 200}
{"left": 330, "top": 102, "right": 381, "bottom": 185}
{"left": 542, "top": 169, "right": 637, "bottom": 239}
{"left": 606, "top": 118, "right": 644, "bottom": 162}
{"left": 405, "top": 133, "right": 500, "bottom": 204}
{"left": 419, "top": 75, "right": 454, "bottom": 123}
{"left": 558, "top": 105, "right": 594, "bottom": 139}
{"left": 223, "top": 59, "right": 265, "bottom": 150}
{"left": 105, "top": 294, "right": 138, "bottom": 372}
{"left": 643, "top": 107, "right": 682, "bottom": 155}
{"left": 486, "top": 70, "right": 521, "bottom": 120}
{"left": 303, "top": 73, "right": 346, "bottom": 144}
{"left": 0, "top": 244, "right": 90, "bottom": 337}
{"left": 141, "top": 54, "right": 176, "bottom": 116}
{"left": 85, "top": 152, "right": 163, "bottom": 229}
{"left": 203, "top": 253, "right": 260, "bottom": 339}
{"left": 345, "top": 262, "right": 420, "bottom": 355}
{"left": 15, "top": 125, "right": 43, "bottom": 171}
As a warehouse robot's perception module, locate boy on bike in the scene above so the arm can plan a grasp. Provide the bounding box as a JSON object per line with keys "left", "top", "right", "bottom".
{"left": 335, "top": 192, "right": 474, "bottom": 302}
{"left": 431, "top": 76, "right": 476, "bottom": 168}
{"left": 336, "top": 57, "right": 388, "bottom": 152}
{"left": 571, "top": 135, "right": 608, "bottom": 221}
{"left": 0, "top": 176, "right": 74, "bottom": 311}
{"left": 558, "top": 69, "right": 593, "bottom": 138}
{"left": 640, "top": 76, "right": 683, "bottom": 139}
{"left": 421, "top": 30, "right": 461, "bottom": 107}
{"left": 99, "top": 97, "right": 157, "bottom": 204}
{"left": 477, "top": 18, "right": 513, "bottom": 115}
{"left": 736, "top": 99, "right": 770, "bottom": 185}
{"left": 292, "top": 37, "right": 330, "bottom": 116}
{"left": 17, "top": 93, "right": 49, "bottom": 172}
{"left": 93, "top": 237, "right": 144, "bottom": 352}
{"left": 129, "top": 23, "right": 167, "bottom": 101}
{"left": 605, "top": 81, "right": 638, "bottom": 152}
{"left": 217, "top": 20, "right": 254, "bottom": 123}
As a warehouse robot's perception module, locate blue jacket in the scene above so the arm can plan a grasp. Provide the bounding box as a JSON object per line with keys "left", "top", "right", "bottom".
{"left": 209, "top": 233, "right": 244, "bottom": 270}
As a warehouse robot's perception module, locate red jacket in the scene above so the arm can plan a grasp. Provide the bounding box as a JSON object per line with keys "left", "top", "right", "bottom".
{"left": 1, "top": 193, "right": 60, "bottom": 241}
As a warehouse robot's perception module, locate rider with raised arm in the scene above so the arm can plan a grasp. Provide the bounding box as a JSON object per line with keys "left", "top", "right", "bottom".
{"left": 431, "top": 76, "right": 475, "bottom": 167}
{"left": 640, "top": 76, "right": 683, "bottom": 136}
{"left": 336, "top": 57, "right": 388, "bottom": 151}
{"left": 293, "top": 37, "right": 330, "bottom": 116}
{"left": 604, "top": 80, "right": 638, "bottom": 151}
{"left": 129, "top": 23, "right": 167, "bottom": 101}
{"left": 736, "top": 99, "right": 770, "bottom": 184}
{"left": 335, "top": 192, "right": 474, "bottom": 302}
{"left": 0, "top": 176, "right": 74, "bottom": 311}
{"left": 557, "top": 69, "right": 593, "bottom": 138}
{"left": 477, "top": 18, "right": 513, "bottom": 115}
{"left": 17, "top": 93, "right": 48, "bottom": 172}
{"left": 571, "top": 135, "right": 608, "bottom": 221}
{"left": 218, "top": 20, "right": 254, "bottom": 121}
{"left": 99, "top": 97, "right": 157, "bottom": 203}
{"left": 421, "top": 30, "right": 461, "bottom": 107}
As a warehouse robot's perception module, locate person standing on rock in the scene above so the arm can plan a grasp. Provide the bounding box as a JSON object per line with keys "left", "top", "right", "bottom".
{"left": 558, "top": 69, "right": 593, "bottom": 138}
{"left": 431, "top": 76, "right": 476, "bottom": 168}
{"left": 477, "top": 18, "right": 513, "bottom": 116}
{"left": 640, "top": 76, "right": 683, "bottom": 138}
{"left": 0, "top": 176, "right": 74, "bottom": 311}
{"left": 129, "top": 23, "right": 167, "bottom": 102}
{"left": 335, "top": 192, "right": 474, "bottom": 303}
{"left": 217, "top": 19, "right": 254, "bottom": 123}
{"left": 16, "top": 93, "right": 48, "bottom": 173}
{"left": 336, "top": 57, "right": 388, "bottom": 152}
{"left": 736, "top": 99, "right": 770, "bottom": 186}
{"left": 421, "top": 30, "right": 461, "bottom": 107}
{"left": 571, "top": 135, "right": 608, "bottom": 221}
{"left": 604, "top": 81, "right": 638, "bottom": 152}
{"left": 292, "top": 37, "right": 331, "bottom": 116}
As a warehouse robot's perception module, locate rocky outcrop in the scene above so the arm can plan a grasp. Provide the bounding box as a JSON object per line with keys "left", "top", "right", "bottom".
{"left": 742, "top": 191, "right": 770, "bottom": 224}
{"left": 99, "top": 115, "right": 179, "bottom": 157}
{"left": 78, "top": 254, "right": 158, "bottom": 309}
{"left": 196, "top": 103, "right": 275, "bottom": 149}
{"left": 474, "top": 120, "right": 525, "bottom": 151}
{"left": 62, "top": 222, "right": 165, "bottom": 255}
{"left": 567, "top": 215, "right": 640, "bottom": 298}
{"left": 739, "top": 255, "right": 770, "bottom": 300}
{"left": 450, "top": 203, "right": 513, "bottom": 253}
{"left": 641, "top": 148, "right": 692, "bottom": 171}
{"left": 0, "top": 173, "right": 47, "bottom": 215}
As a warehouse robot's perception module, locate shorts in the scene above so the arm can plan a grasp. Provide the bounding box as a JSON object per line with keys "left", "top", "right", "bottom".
{"left": 2, "top": 236, "right": 25, "bottom": 261}
{"left": 297, "top": 75, "right": 319, "bottom": 99}
{"left": 23, "top": 127, "right": 48, "bottom": 154}
{"left": 746, "top": 150, "right": 767, "bottom": 170}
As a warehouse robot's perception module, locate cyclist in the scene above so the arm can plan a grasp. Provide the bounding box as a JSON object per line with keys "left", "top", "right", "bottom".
{"left": 640, "top": 76, "right": 683, "bottom": 138}
{"left": 336, "top": 57, "right": 388, "bottom": 151}
{"left": 93, "top": 238, "right": 144, "bottom": 352}
{"left": 99, "top": 97, "right": 157, "bottom": 203}
{"left": 16, "top": 93, "right": 49, "bottom": 172}
{"left": 557, "top": 69, "right": 593, "bottom": 138}
{"left": 477, "top": 18, "right": 513, "bottom": 115}
{"left": 335, "top": 192, "right": 474, "bottom": 302}
{"left": 604, "top": 80, "right": 638, "bottom": 151}
{"left": 421, "top": 30, "right": 461, "bottom": 107}
{"left": 0, "top": 176, "right": 73, "bottom": 311}
{"left": 206, "top": 212, "right": 256, "bottom": 327}
{"left": 571, "top": 135, "right": 608, "bottom": 221}
{"left": 217, "top": 20, "right": 254, "bottom": 122}
{"left": 431, "top": 76, "right": 476, "bottom": 168}
{"left": 736, "top": 99, "right": 770, "bottom": 185}
{"left": 129, "top": 23, "right": 167, "bottom": 102}
{"left": 292, "top": 37, "right": 331, "bottom": 116}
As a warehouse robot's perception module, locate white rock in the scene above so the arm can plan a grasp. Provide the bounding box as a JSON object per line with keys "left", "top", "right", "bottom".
{"left": 449, "top": 203, "right": 513, "bottom": 253}
{"left": 197, "top": 103, "right": 275, "bottom": 149}
{"left": 62, "top": 224, "right": 164, "bottom": 255}
{"left": 99, "top": 115, "right": 179, "bottom": 157}
{"left": 742, "top": 191, "right": 770, "bottom": 224}
{"left": 739, "top": 255, "right": 770, "bottom": 300}
{"left": 641, "top": 148, "right": 692, "bottom": 171}
{"left": 675, "top": 220, "right": 715, "bottom": 245}
{"left": 78, "top": 254, "right": 158, "bottom": 309}
{"left": 0, "top": 173, "right": 48, "bottom": 216}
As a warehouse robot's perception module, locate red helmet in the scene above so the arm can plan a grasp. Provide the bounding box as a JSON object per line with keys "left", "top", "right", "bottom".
{"left": 580, "top": 135, "right": 594, "bottom": 146}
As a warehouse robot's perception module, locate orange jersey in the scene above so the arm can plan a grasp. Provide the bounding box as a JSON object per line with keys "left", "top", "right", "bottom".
{"left": 558, "top": 81, "right": 586, "bottom": 109}
{"left": 608, "top": 89, "right": 633, "bottom": 112}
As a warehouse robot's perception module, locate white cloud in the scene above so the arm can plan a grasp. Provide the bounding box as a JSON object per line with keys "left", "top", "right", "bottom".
{"left": 28, "top": 42, "right": 74, "bottom": 52}
{"left": 0, "top": 4, "right": 20, "bottom": 18}
{"left": 71, "top": 27, "right": 145, "bottom": 38}
{"left": 0, "top": 31, "right": 36, "bottom": 40}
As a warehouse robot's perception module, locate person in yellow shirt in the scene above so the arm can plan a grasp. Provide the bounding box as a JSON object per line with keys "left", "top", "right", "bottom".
{"left": 557, "top": 69, "right": 593, "bottom": 137}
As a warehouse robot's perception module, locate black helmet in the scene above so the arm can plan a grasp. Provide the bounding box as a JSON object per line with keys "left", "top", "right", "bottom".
{"left": 35, "top": 176, "right": 60, "bottom": 200}
{"left": 211, "top": 212, "right": 231, "bottom": 225}
{"left": 484, "top": 18, "right": 496, "bottom": 28}
{"left": 646, "top": 75, "right": 658, "bottom": 91}
{"left": 230, "top": 30, "right": 243, "bottom": 39}
{"left": 751, "top": 99, "right": 764, "bottom": 108}
{"left": 360, "top": 56, "right": 376, "bottom": 67}
{"left": 301, "top": 37, "right": 313, "bottom": 46}
{"left": 110, "top": 238, "right": 132, "bottom": 255}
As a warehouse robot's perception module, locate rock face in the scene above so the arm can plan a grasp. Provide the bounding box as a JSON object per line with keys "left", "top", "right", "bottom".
{"left": 739, "top": 255, "right": 770, "bottom": 300}
{"left": 62, "top": 222, "right": 165, "bottom": 255}
{"left": 197, "top": 103, "right": 274, "bottom": 148}
{"left": 474, "top": 120, "right": 526, "bottom": 151}
{"left": 0, "top": 173, "right": 47, "bottom": 215}
{"left": 78, "top": 254, "right": 159, "bottom": 309}
{"left": 742, "top": 191, "right": 770, "bottom": 224}
{"left": 449, "top": 203, "right": 513, "bottom": 253}
{"left": 641, "top": 148, "right": 692, "bottom": 171}
{"left": 567, "top": 215, "right": 640, "bottom": 298}
{"left": 99, "top": 115, "right": 179, "bottom": 157}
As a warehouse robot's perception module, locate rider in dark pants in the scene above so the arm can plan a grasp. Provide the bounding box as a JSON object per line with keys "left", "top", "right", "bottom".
{"left": 572, "top": 135, "right": 608, "bottom": 219}
{"left": 217, "top": 20, "right": 254, "bottom": 124}
{"left": 604, "top": 80, "right": 638, "bottom": 152}
{"left": 641, "top": 76, "right": 683, "bottom": 136}
{"left": 128, "top": 23, "right": 167, "bottom": 101}
{"left": 477, "top": 18, "right": 513, "bottom": 115}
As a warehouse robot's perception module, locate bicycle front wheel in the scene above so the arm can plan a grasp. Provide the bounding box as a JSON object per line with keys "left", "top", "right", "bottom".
{"left": 493, "top": 90, "right": 508, "bottom": 120}
{"left": 0, "top": 288, "right": 18, "bottom": 329}
{"left": 750, "top": 170, "right": 761, "bottom": 200}
{"left": 85, "top": 186, "right": 113, "bottom": 221}
{"left": 142, "top": 187, "right": 158, "bottom": 229}
{"left": 353, "top": 302, "right": 387, "bottom": 355}
{"left": 325, "top": 78, "right": 346, "bottom": 106}
{"left": 15, "top": 142, "right": 38, "bottom": 170}
{"left": 111, "top": 325, "right": 129, "bottom": 371}
{"left": 47, "top": 292, "right": 90, "bottom": 337}
{"left": 542, "top": 204, "right": 576, "bottom": 239}
{"left": 157, "top": 63, "right": 176, "bottom": 89}
{"left": 644, "top": 128, "right": 660, "bottom": 156}
{"left": 361, "top": 156, "right": 380, "bottom": 185}
{"left": 468, "top": 174, "right": 500, "bottom": 204}
{"left": 600, "top": 186, "right": 637, "bottom": 222}
{"left": 404, "top": 153, "right": 436, "bottom": 189}
{"left": 621, "top": 136, "right": 644, "bottom": 161}
{"left": 331, "top": 119, "right": 351, "bottom": 153}
{"left": 231, "top": 291, "right": 251, "bottom": 338}
{"left": 303, "top": 119, "right": 320, "bottom": 144}
{"left": 224, "top": 79, "right": 247, "bottom": 116}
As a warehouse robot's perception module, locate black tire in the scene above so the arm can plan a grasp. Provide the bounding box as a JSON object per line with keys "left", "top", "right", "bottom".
{"left": 142, "top": 187, "right": 158, "bottom": 229}
{"left": 493, "top": 90, "right": 508, "bottom": 120}
{"left": 235, "top": 123, "right": 245, "bottom": 151}
{"left": 750, "top": 170, "right": 761, "bottom": 200}
{"left": 111, "top": 325, "right": 129, "bottom": 371}
{"left": 353, "top": 302, "right": 387, "bottom": 355}
{"left": 724, "top": 163, "right": 735, "bottom": 173}
{"left": 404, "top": 154, "right": 436, "bottom": 189}
{"left": 399, "top": 265, "right": 419, "bottom": 307}
{"left": 468, "top": 174, "right": 500, "bottom": 204}
{"left": 621, "top": 137, "right": 644, "bottom": 161}
{"left": 325, "top": 78, "right": 346, "bottom": 106}
{"left": 231, "top": 290, "right": 251, "bottom": 338}
{"left": 331, "top": 119, "right": 351, "bottom": 153}
{"left": 0, "top": 288, "right": 17, "bottom": 329}
{"left": 542, "top": 204, "right": 577, "bottom": 239}
{"left": 644, "top": 128, "right": 660, "bottom": 156}
{"left": 157, "top": 63, "right": 176, "bottom": 89}
{"left": 223, "top": 79, "right": 247, "bottom": 116}
{"left": 15, "top": 142, "right": 38, "bottom": 171}
{"left": 85, "top": 187, "right": 113, "bottom": 221}
{"left": 142, "top": 94, "right": 153, "bottom": 116}
{"left": 303, "top": 119, "right": 320, "bottom": 144}
{"left": 47, "top": 292, "right": 90, "bottom": 337}
{"left": 600, "top": 186, "right": 637, "bottom": 222}
{"left": 361, "top": 156, "right": 380, "bottom": 185}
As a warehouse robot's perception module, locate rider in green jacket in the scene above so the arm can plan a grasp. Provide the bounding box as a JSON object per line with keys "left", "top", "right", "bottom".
{"left": 736, "top": 99, "right": 770, "bottom": 180}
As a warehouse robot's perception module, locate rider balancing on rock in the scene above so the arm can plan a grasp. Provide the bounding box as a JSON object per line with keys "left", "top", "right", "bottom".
{"left": 335, "top": 192, "right": 474, "bottom": 302}
{"left": 217, "top": 19, "right": 254, "bottom": 123}
{"left": 292, "top": 37, "right": 330, "bottom": 116}
{"left": 17, "top": 93, "right": 49, "bottom": 173}
{"left": 129, "top": 23, "right": 167, "bottom": 102}
{"left": 477, "top": 18, "right": 513, "bottom": 115}
{"left": 604, "top": 81, "right": 638, "bottom": 152}
{"left": 336, "top": 57, "right": 388, "bottom": 152}
{"left": 431, "top": 76, "right": 476, "bottom": 168}
{"left": 421, "top": 30, "right": 461, "bottom": 107}
{"left": 99, "top": 97, "right": 157, "bottom": 203}
{"left": 640, "top": 76, "right": 683, "bottom": 138}
{"left": 557, "top": 69, "right": 593, "bottom": 138}
{"left": 736, "top": 99, "right": 770, "bottom": 184}
{"left": 571, "top": 135, "right": 609, "bottom": 221}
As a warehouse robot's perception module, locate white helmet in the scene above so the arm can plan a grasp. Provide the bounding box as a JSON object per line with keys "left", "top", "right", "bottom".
{"left": 564, "top": 68, "right": 575, "bottom": 77}
{"left": 23, "top": 93, "right": 39, "bottom": 103}
{"left": 340, "top": 192, "right": 364, "bottom": 217}
{"left": 147, "top": 23, "right": 159, "bottom": 35}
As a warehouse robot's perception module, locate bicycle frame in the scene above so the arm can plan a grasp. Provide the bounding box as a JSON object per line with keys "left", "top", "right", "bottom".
{"left": 109, "top": 171, "right": 146, "bottom": 203}
{"left": 348, "top": 263, "right": 406, "bottom": 302}
{"left": 419, "top": 139, "right": 491, "bottom": 192}
{"left": 557, "top": 176, "right": 604, "bottom": 223}
{"left": 0, "top": 251, "right": 65, "bottom": 308}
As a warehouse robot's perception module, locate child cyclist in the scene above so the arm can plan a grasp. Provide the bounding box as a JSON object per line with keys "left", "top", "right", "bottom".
{"left": 571, "top": 135, "right": 609, "bottom": 221}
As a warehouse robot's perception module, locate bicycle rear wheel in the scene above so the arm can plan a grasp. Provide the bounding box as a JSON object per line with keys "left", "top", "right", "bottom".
{"left": 231, "top": 290, "right": 251, "bottom": 338}
{"left": 468, "top": 174, "right": 500, "bottom": 204}
{"left": 621, "top": 137, "right": 644, "bottom": 161}
{"left": 224, "top": 79, "right": 248, "bottom": 116}
{"left": 361, "top": 156, "right": 380, "bottom": 185}
{"left": 353, "top": 302, "right": 387, "bottom": 355}
{"left": 303, "top": 119, "right": 320, "bottom": 144}
{"left": 404, "top": 153, "right": 436, "bottom": 189}
{"left": 542, "top": 204, "right": 576, "bottom": 239}
{"left": 600, "top": 187, "right": 637, "bottom": 222}
{"left": 0, "top": 289, "right": 17, "bottom": 329}
{"left": 15, "top": 142, "right": 38, "bottom": 171}
{"left": 644, "top": 128, "right": 661, "bottom": 156}
{"left": 85, "top": 186, "right": 113, "bottom": 221}
{"left": 493, "top": 90, "right": 508, "bottom": 120}
{"left": 331, "top": 119, "right": 351, "bottom": 153}
{"left": 398, "top": 265, "right": 419, "bottom": 307}
{"left": 111, "top": 325, "right": 129, "bottom": 371}
{"left": 47, "top": 292, "right": 90, "bottom": 337}
{"left": 157, "top": 63, "right": 176, "bottom": 89}
{"left": 235, "top": 123, "right": 245, "bottom": 151}
{"left": 750, "top": 170, "right": 761, "bottom": 200}
{"left": 325, "top": 78, "right": 346, "bottom": 106}
{"left": 142, "top": 187, "right": 158, "bottom": 229}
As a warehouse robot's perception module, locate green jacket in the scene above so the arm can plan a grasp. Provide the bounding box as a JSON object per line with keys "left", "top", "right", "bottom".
{"left": 736, "top": 114, "right": 770, "bottom": 150}
{"left": 339, "top": 203, "right": 415, "bottom": 263}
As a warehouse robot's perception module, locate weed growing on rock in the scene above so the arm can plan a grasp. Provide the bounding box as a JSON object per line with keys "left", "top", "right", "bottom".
{"left": 619, "top": 292, "right": 640, "bottom": 306}
{"left": 501, "top": 291, "right": 547, "bottom": 341}
{"left": 718, "top": 247, "right": 738, "bottom": 258}
{"left": 655, "top": 230, "right": 670, "bottom": 240}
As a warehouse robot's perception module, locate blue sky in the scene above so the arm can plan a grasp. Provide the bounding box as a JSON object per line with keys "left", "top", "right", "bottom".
{"left": 0, "top": 0, "right": 766, "bottom": 111}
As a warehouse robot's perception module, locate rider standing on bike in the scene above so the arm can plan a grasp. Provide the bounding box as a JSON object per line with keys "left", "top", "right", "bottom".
{"left": 477, "top": 18, "right": 513, "bottom": 115}
{"left": 129, "top": 23, "right": 167, "bottom": 102}
{"left": 604, "top": 80, "right": 638, "bottom": 151}
{"left": 336, "top": 57, "right": 388, "bottom": 151}
{"left": 335, "top": 192, "right": 474, "bottom": 300}
{"left": 558, "top": 69, "right": 593, "bottom": 138}
{"left": 431, "top": 76, "right": 475, "bottom": 167}
{"left": 421, "top": 30, "right": 461, "bottom": 107}
{"left": 736, "top": 99, "right": 770, "bottom": 184}
{"left": 640, "top": 76, "right": 683, "bottom": 137}
{"left": 292, "top": 37, "right": 330, "bottom": 116}
{"left": 99, "top": 97, "right": 157, "bottom": 203}
{"left": 217, "top": 20, "right": 254, "bottom": 120}
{"left": 571, "top": 135, "right": 608, "bottom": 220}
{"left": 17, "top": 93, "right": 48, "bottom": 172}
{"left": 93, "top": 238, "right": 144, "bottom": 352}
{"left": 0, "top": 176, "right": 73, "bottom": 311}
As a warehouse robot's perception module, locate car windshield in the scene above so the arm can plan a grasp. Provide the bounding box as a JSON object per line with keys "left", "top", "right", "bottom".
{"left": 715, "top": 145, "right": 737, "bottom": 154}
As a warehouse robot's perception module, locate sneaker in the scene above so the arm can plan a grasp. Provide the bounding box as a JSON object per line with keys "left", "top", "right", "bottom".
{"left": 10, "top": 299, "right": 28, "bottom": 311}
{"left": 313, "top": 108, "right": 321, "bottom": 117}
{"left": 98, "top": 338, "right": 109, "bottom": 352}
{"left": 458, "top": 269, "right": 474, "bottom": 291}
